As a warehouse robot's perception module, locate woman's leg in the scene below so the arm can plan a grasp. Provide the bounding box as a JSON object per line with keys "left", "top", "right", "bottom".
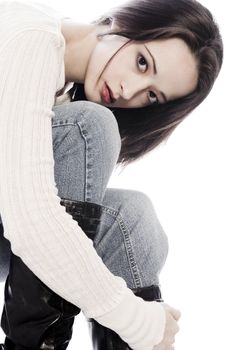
{"left": 94, "top": 188, "right": 168, "bottom": 290}
{"left": 52, "top": 101, "right": 168, "bottom": 289}
{"left": 85, "top": 188, "right": 168, "bottom": 350}
{"left": 52, "top": 102, "right": 169, "bottom": 350}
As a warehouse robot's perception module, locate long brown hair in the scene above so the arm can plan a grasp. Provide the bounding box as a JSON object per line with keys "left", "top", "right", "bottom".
{"left": 68, "top": 0, "right": 223, "bottom": 166}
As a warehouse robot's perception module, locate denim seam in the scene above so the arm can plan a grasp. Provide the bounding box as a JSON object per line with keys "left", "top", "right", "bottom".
{"left": 52, "top": 118, "right": 94, "bottom": 202}
{"left": 74, "top": 119, "right": 92, "bottom": 202}
{"left": 52, "top": 120, "right": 77, "bottom": 127}
{"left": 101, "top": 206, "right": 142, "bottom": 289}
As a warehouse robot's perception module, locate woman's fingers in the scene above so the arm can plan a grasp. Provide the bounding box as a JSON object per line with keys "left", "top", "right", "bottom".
{"left": 152, "top": 303, "right": 181, "bottom": 350}
{"left": 162, "top": 303, "right": 181, "bottom": 321}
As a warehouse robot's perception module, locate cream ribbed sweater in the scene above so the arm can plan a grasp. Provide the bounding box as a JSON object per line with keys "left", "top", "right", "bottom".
{"left": 0, "top": 1, "right": 165, "bottom": 349}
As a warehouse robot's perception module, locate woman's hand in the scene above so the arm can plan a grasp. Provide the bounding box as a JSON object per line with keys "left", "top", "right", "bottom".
{"left": 153, "top": 303, "right": 181, "bottom": 350}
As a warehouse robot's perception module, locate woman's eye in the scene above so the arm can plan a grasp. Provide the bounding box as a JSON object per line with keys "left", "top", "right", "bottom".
{"left": 148, "top": 91, "right": 158, "bottom": 105}
{"left": 137, "top": 55, "right": 148, "bottom": 72}
{"left": 137, "top": 55, "right": 159, "bottom": 105}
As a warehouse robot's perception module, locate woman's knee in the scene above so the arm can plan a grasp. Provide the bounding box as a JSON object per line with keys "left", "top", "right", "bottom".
{"left": 52, "top": 101, "right": 121, "bottom": 165}
{"left": 51, "top": 101, "right": 121, "bottom": 202}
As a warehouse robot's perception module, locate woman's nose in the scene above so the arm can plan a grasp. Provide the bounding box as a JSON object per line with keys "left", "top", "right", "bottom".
{"left": 121, "top": 79, "right": 147, "bottom": 101}
{"left": 121, "top": 83, "right": 136, "bottom": 101}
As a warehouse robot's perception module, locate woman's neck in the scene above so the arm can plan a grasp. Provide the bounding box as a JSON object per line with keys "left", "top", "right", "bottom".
{"left": 61, "top": 19, "right": 109, "bottom": 82}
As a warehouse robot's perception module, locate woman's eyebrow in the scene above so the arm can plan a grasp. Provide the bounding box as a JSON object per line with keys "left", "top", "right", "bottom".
{"left": 144, "top": 45, "right": 157, "bottom": 74}
{"left": 144, "top": 45, "right": 168, "bottom": 103}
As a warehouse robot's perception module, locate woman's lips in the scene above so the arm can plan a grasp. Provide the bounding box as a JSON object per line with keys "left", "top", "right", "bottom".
{"left": 101, "top": 83, "right": 112, "bottom": 104}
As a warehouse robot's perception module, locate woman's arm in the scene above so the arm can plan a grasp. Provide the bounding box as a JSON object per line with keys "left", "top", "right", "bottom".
{"left": 0, "top": 4, "right": 165, "bottom": 349}
{"left": 0, "top": 23, "right": 129, "bottom": 320}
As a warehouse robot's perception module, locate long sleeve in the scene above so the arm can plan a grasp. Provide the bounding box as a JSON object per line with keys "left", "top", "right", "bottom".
{"left": 0, "top": 2, "right": 166, "bottom": 349}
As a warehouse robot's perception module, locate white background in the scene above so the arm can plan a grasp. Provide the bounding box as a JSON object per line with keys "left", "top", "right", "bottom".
{"left": 0, "top": 0, "right": 232, "bottom": 349}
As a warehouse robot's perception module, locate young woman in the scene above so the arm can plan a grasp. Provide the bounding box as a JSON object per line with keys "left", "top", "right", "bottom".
{"left": 0, "top": 0, "right": 223, "bottom": 349}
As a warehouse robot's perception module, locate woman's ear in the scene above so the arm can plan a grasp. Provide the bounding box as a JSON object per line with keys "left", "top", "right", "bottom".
{"left": 110, "top": 18, "right": 121, "bottom": 31}
{"left": 110, "top": 18, "right": 116, "bottom": 30}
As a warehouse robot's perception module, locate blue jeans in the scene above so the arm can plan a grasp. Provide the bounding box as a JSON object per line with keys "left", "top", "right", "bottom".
{"left": 0, "top": 101, "right": 168, "bottom": 290}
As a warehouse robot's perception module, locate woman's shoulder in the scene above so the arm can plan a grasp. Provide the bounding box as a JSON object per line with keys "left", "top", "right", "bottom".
{"left": 0, "top": 1, "right": 66, "bottom": 94}
{"left": 0, "top": 0, "right": 64, "bottom": 37}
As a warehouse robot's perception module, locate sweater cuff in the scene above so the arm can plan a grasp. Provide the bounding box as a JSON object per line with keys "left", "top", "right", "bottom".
{"left": 92, "top": 288, "right": 166, "bottom": 350}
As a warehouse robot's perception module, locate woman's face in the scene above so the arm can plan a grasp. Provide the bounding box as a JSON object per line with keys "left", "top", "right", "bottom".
{"left": 84, "top": 36, "right": 198, "bottom": 109}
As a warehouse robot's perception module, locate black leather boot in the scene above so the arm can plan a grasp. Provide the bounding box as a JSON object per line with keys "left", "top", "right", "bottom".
{"left": 0, "top": 199, "right": 103, "bottom": 350}
{"left": 86, "top": 283, "right": 164, "bottom": 349}
{"left": 59, "top": 199, "right": 103, "bottom": 242}
{"left": 0, "top": 252, "right": 81, "bottom": 350}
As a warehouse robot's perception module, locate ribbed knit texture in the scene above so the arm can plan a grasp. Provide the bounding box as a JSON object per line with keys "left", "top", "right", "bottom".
{"left": 0, "top": 1, "right": 166, "bottom": 349}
